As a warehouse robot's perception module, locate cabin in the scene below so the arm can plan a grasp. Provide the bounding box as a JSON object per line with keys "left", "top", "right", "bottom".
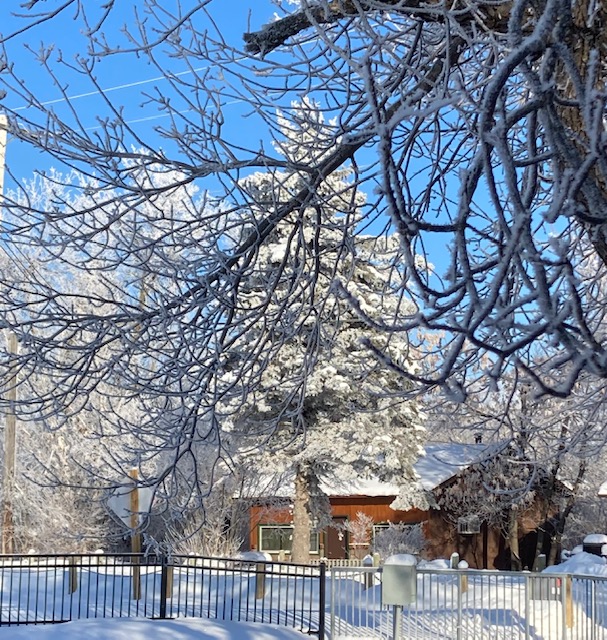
{"left": 249, "top": 479, "right": 427, "bottom": 561}
{"left": 244, "top": 443, "right": 563, "bottom": 569}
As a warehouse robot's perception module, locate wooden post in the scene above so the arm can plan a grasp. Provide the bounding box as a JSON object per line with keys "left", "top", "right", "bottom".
{"left": 2, "top": 331, "right": 17, "bottom": 554}
{"left": 159, "top": 559, "right": 173, "bottom": 619}
{"left": 565, "top": 575, "right": 573, "bottom": 628}
{"left": 130, "top": 468, "right": 141, "bottom": 600}
{"left": 460, "top": 570, "right": 468, "bottom": 594}
{"left": 255, "top": 562, "right": 266, "bottom": 599}
{"left": 165, "top": 565, "right": 173, "bottom": 599}
{"left": 68, "top": 559, "right": 79, "bottom": 595}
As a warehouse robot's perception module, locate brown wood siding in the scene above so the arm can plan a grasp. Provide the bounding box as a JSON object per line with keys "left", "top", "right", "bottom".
{"left": 422, "top": 498, "right": 560, "bottom": 570}
{"left": 328, "top": 496, "right": 427, "bottom": 524}
{"left": 249, "top": 496, "right": 428, "bottom": 552}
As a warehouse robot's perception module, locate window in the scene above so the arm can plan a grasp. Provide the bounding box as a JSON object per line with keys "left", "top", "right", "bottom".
{"left": 457, "top": 515, "right": 481, "bottom": 535}
{"left": 372, "top": 523, "right": 390, "bottom": 543}
{"left": 258, "top": 525, "right": 319, "bottom": 554}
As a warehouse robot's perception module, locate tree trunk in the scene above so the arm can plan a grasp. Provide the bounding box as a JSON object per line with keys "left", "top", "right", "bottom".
{"left": 508, "top": 507, "right": 522, "bottom": 571}
{"left": 547, "top": 461, "right": 587, "bottom": 566}
{"left": 291, "top": 466, "right": 312, "bottom": 564}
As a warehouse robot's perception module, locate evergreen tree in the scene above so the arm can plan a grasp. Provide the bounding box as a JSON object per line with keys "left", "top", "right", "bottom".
{"left": 221, "top": 103, "right": 427, "bottom": 562}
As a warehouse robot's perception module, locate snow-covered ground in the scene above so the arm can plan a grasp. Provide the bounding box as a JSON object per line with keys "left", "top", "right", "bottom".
{"left": 1, "top": 552, "right": 607, "bottom": 639}
{"left": 2, "top": 617, "right": 310, "bottom": 639}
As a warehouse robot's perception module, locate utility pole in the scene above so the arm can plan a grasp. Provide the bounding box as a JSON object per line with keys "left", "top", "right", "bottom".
{"left": 0, "top": 113, "right": 17, "bottom": 554}
{"left": 2, "top": 332, "right": 17, "bottom": 554}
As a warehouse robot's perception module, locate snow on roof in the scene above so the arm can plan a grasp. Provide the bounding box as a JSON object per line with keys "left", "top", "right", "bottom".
{"left": 414, "top": 443, "right": 492, "bottom": 492}
{"left": 598, "top": 481, "right": 607, "bottom": 497}
{"left": 243, "top": 442, "right": 493, "bottom": 500}
{"left": 324, "top": 443, "right": 492, "bottom": 495}
{"left": 319, "top": 476, "right": 401, "bottom": 497}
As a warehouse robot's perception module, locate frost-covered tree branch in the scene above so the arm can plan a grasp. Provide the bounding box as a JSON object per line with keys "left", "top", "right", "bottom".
{"left": 0, "top": 0, "right": 605, "bottom": 511}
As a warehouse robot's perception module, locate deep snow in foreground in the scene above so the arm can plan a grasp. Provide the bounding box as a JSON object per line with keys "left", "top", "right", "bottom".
{"left": 0, "top": 617, "right": 310, "bottom": 639}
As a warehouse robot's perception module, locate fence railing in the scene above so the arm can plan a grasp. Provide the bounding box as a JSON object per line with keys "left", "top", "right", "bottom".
{"left": 309, "top": 558, "right": 366, "bottom": 568}
{"left": 0, "top": 553, "right": 325, "bottom": 638}
{"left": 329, "top": 565, "right": 607, "bottom": 640}
{"left": 4, "top": 553, "right": 607, "bottom": 639}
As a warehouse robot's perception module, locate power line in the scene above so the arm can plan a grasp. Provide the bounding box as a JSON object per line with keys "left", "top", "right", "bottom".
{"left": 12, "top": 66, "right": 211, "bottom": 112}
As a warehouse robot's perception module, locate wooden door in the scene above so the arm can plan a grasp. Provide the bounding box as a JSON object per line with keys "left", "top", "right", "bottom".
{"left": 325, "top": 517, "right": 349, "bottom": 559}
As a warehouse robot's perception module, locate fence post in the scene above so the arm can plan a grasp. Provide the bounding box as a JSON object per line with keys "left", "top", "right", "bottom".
{"left": 130, "top": 469, "right": 142, "bottom": 601}
{"left": 459, "top": 561, "right": 469, "bottom": 594}
{"left": 363, "top": 554, "right": 374, "bottom": 589}
{"left": 318, "top": 562, "right": 326, "bottom": 640}
{"left": 68, "top": 557, "right": 78, "bottom": 595}
{"left": 392, "top": 605, "right": 403, "bottom": 640}
{"left": 534, "top": 554, "right": 547, "bottom": 572}
{"left": 132, "top": 557, "right": 141, "bottom": 601}
{"left": 565, "top": 575, "right": 573, "bottom": 629}
{"left": 159, "top": 556, "right": 167, "bottom": 619}
{"left": 166, "top": 564, "right": 173, "bottom": 599}
{"left": 255, "top": 562, "right": 266, "bottom": 599}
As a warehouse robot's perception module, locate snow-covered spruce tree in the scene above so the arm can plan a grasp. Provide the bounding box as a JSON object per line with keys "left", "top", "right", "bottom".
{"left": 220, "top": 104, "right": 427, "bottom": 563}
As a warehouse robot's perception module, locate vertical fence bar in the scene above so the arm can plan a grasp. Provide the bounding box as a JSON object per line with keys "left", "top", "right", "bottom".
{"left": 330, "top": 566, "right": 336, "bottom": 639}
{"left": 591, "top": 578, "right": 597, "bottom": 640}
{"left": 525, "top": 574, "right": 530, "bottom": 640}
{"left": 159, "top": 556, "right": 168, "bottom": 620}
{"left": 456, "top": 571, "right": 462, "bottom": 640}
{"left": 318, "top": 562, "right": 326, "bottom": 640}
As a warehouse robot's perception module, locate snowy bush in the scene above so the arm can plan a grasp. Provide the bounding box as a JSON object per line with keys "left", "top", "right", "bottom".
{"left": 372, "top": 523, "right": 425, "bottom": 559}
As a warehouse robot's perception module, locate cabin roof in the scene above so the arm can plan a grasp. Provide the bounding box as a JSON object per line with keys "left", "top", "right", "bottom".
{"left": 241, "top": 442, "right": 495, "bottom": 500}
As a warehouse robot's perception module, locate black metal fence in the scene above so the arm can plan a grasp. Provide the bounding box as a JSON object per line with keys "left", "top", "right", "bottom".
{"left": 0, "top": 553, "right": 326, "bottom": 637}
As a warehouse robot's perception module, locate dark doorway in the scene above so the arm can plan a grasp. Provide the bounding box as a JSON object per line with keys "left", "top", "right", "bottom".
{"left": 325, "top": 517, "right": 349, "bottom": 559}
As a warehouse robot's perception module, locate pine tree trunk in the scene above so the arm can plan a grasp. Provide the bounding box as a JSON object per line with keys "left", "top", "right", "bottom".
{"left": 291, "top": 466, "right": 312, "bottom": 564}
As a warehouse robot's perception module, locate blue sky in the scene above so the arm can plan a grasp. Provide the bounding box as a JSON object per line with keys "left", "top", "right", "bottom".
{"left": 1, "top": 1, "right": 269, "bottom": 186}
{"left": 0, "top": 1, "right": 454, "bottom": 271}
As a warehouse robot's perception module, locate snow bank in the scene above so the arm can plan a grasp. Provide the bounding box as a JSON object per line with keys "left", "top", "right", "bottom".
{"left": 4, "top": 617, "right": 310, "bottom": 639}
{"left": 384, "top": 553, "right": 417, "bottom": 566}
{"left": 235, "top": 551, "right": 273, "bottom": 562}
{"left": 544, "top": 552, "right": 607, "bottom": 577}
